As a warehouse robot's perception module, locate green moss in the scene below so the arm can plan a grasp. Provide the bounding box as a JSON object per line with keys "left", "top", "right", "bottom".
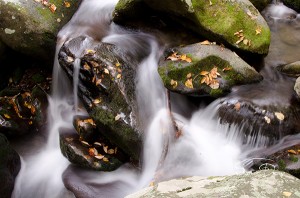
{"left": 209, "top": 88, "right": 224, "bottom": 97}
{"left": 289, "top": 155, "right": 299, "bottom": 163}
{"left": 191, "top": 0, "right": 270, "bottom": 54}
{"left": 278, "top": 159, "right": 286, "bottom": 170}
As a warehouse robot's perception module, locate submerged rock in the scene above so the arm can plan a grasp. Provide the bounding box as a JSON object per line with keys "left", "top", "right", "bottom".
{"left": 158, "top": 43, "right": 262, "bottom": 97}
{"left": 0, "top": 0, "right": 81, "bottom": 61}
{"left": 126, "top": 170, "right": 300, "bottom": 198}
{"left": 278, "top": 61, "right": 300, "bottom": 77}
{"left": 114, "top": 0, "right": 271, "bottom": 55}
{"left": 0, "top": 133, "right": 21, "bottom": 198}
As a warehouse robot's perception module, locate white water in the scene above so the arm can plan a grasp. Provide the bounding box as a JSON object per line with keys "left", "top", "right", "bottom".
{"left": 11, "top": 1, "right": 300, "bottom": 198}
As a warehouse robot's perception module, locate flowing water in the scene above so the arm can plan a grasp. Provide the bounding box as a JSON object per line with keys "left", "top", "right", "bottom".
{"left": 11, "top": 1, "right": 300, "bottom": 198}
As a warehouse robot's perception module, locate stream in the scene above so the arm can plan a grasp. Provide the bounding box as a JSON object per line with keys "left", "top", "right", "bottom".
{"left": 11, "top": 1, "right": 300, "bottom": 197}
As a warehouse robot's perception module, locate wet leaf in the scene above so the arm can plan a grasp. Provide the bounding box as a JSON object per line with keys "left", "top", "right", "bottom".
{"left": 243, "top": 39, "right": 249, "bottom": 45}
{"left": 103, "top": 145, "right": 108, "bottom": 153}
{"left": 67, "top": 56, "right": 74, "bottom": 63}
{"left": 167, "top": 52, "right": 179, "bottom": 61}
{"left": 234, "top": 30, "right": 243, "bottom": 36}
{"left": 222, "top": 67, "right": 232, "bottom": 72}
{"left": 264, "top": 116, "right": 271, "bottom": 124}
{"left": 282, "top": 192, "right": 292, "bottom": 197}
{"left": 49, "top": 4, "right": 57, "bottom": 13}
{"left": 29, "top": 121, "right": 33, "bottom": 125}
{"left": 200, "top": 71, "right": 209, "bottom": 76}
{"left": 84, "top": 63, "right": 91, "bottom": 71}
{"left": 86, "top": 49, "right": 96, "bottom": 54}
{"left": 95, "top": 154, "right": 104, "bottom": 160}
{"left": 104, "top": 68, "right": 109, "bottom": 74}
{"left": 256, "top": 27, "right": 262, "bottom": 35}
{"left": 64, "top": 1, "right": 71, "bottom": 7}
{"left": 115, "top": 114, "right": 121, "bottom": 121}
{"left": 89, "top": 148, "right": 98, "bottom": 156}
{"left": 199, "top": 40, "right": 211, "bottom": 45}
{"left": 170, "top": 79, "right": 178, "bottom": 89}
{"left": 94, "top": 142, "right": 102, "bottom": 147}
{"left": 115, "top": 61, "right": 121, "bottom": 67}
{"left": 85, "top": 118, "right": 95, "bottom": 126}
{"left": 186, "top": 73, "right": 192, "bottom": 79}
{"left": 234, "top": 102, "right": 241, "bottom": 111}
{"left": 200, "top": 76, "right": 207, "bottom": 84}
{"left": 275, "top": 112, "right": 284, "bottom": 121}
{"left": 96, "top": 79, "right": 102, "bottom": 86}
{"left": 179, "top": 54, "right": 192, "bottom": 63}
{"left": 209, "top": 80, "right": 219, "bottom": 89}
{"left": 103, "top": 157, "right": 109, "bottom": 162}
{"left": 4, "top": 114, "right": 10, "bottom": 119}
{"left": 287, "top": 149, "right": 297, "bottom": 155}
{"left": 184, "top": 79, "right": 193, "bottom": 89}
{"left": 81, "top": 140, "right": 91, "bottom": 147}
{"left": 108, "top": 149, "right": 115, "bottom": 154}
{"left": 116, "top": 74, "right": 122, "bottom": 79}
{"left": 210, "top": 67, "right": 218, "bottom": 78}
{"left": 93, "top": 98, "right": 102, "bottom": 104}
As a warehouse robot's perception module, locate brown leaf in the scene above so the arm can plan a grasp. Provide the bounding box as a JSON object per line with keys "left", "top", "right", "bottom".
{"left": 199, "top": 40, "right": 211, "bottom": 45}
{"left": 222, "top": 67, "right": 232, "bottom": 72}
{"left": 104, "top": 68, "right": 109, "bottom": 74}
{"left": 234, "top": 102, "right": 241, "bottom": 111}
{"left": 287, "top": 149, "right": 297, "bottom": 155}
{"left": 209, "top": 80, "right": 219, "bottom": 89}
{"left": 186, "top": 73, "right": 192, "bottom": 79}
{"left": 83, "top": 63, "right": 91, "bottom": 71}
{"left": 49, "top": 4, "right": 57, "bottom": 13}
{"left": 64, "top": 1, "right": 71, "bottom": 7}
{"left": 88, "top": 148, "right": 98, "bottom": 156}
{"left": 103, "top": 157, "right": 109, "bottom": 162}
{"left": 108, "top": 149, "right": 115, "bottom": 154}
{"left": 96, "top": 79, "right": 102, "bottom": 86}
{"left": 116, "top": 74, "right": 122, "bottom": 79}
{"left": 93, "top": 98, "right": 102, "bottom": 104}
{"left": 200, "top": 71, "right": 209, "bottom": 76}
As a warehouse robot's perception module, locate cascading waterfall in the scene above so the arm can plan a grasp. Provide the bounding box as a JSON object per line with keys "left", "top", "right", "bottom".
{"left": 11, "top": 0, "right": 300, "bottom": 197}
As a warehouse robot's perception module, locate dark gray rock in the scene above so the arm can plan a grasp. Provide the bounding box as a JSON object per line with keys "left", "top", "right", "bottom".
{"left": 295, "top": 77, "right": 300, "bottom": 97}
{"left": 278, "top": 61, "right": 300, "bottom": 77}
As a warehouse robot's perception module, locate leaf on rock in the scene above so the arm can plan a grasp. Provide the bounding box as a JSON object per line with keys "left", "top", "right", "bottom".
{"left": 81, "top": 140, "right": 91, "bottom": 147}
{"left": 83, "top": 63, "right": 91, "bottom": 71}
{"left": 95, "top": 154, "right": 104, "bottom": 160}
{"left": 103, "top": 157, "right": 109, "bottom": 162}
{"left": 209, "top": 80, "right": 219, "bottom": 89}
{"left": 115, "top": 114, "right": 121, "bottom": 121}
{"left": 49, "top": 4, "right": 57, "bottom": 13}
{"left": 282, "top": 192, "right": 292, "bottom": 197}
{"left": 86, "top": 49, "right": 96, "bottom": 54}
{"left": 184, "top": 79, "right": 193, "bottom": 89}
{"left": 287, "top": 149, "right": 297, "bottom": 155}
{"left": 116, "top": 74, "right": 122, "bottom": 79}
{"left": 222, "top": 67, "right": 232, "bottom": 72}
{"left": 186, "top": 73, "right": 192, "bottom": 79}
{"left": 255, "top": 27, "right": 262, "bottom": 35}
{"left": 104, "top": 68, "right": 109, "bottom": 74}
{"left": 103, "top": 145, "right": 108, "bottom": 153}
{"left": 4, "top": 114, "right": 10, "bottom": 119}
{"left": 108, "top": 149, "right": 115, "bottom": 154}
{"left": 234, "top": 102, "right": 241, "bottom": 111}
{"left": 199, "top": 40, "right": 211, "bottom": 45}
{"left": 88, "top": 148, "right": 98, "bottom": 156}
{"left": 274, "top": 112, "right": 284, "bottom": 121}
{"left": 96, "top": 79, "right": 102, "bottom": 86}
{"left": 170, "top": 79, "right": 178, "bottom": 89}
{"left": 264, "top": 116, "right": 271, "bottom": 124}
{"left": 166, "top": 52, "right": 179, "bottom": 61}
{"left": 200, "top": 71, "right": 209, "bottom": 76}
{"left": 64, "top": 1, "right": 71, "bottom": 7}
{"left": 67, "top": 56, "right": 74, "bottom": 63}
{"left": 115, "top": 62, "right": 121, "bottom": 67}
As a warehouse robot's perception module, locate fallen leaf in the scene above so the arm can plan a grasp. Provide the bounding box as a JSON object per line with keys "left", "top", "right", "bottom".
{"left": 103, "top": 145, "right": 108, "bottom": 153}
{"left": 200, "top": 40, "right": 211, "bottom": 45}
{"left": 149, "top": 182, "right": 155, "bottom": 187}
{"left": 185, "top": 79, "right": 193, "bottom": 89}
{"left": 67, "top": 56, "right": 74, "bottom": 63}
{"left": 287, "top": 149, "right": 297, "bottom": 155}
{"left": 103, "top": 157, "right": 109, "bottom": 162}
{"left": 222, "top": 67, "right": 232, "bottom": 71}
{"left": 81, "top": 140, "right": 91, "bottom": 147}
{"left": 83, "top": 63, "right": 91, "bottom": 71}
{"left": 108, "top": 149, "right": 115, "bottom": 154}
{"left": 246, "top": 10, "right": 257, "bottom": 20}
{"left": 274, "top": 112, "right": 284, "bottom": 121}
{"left": 282, "top": 192, "right": 292, "bottom": 197}
{"left": 49, "top": 4, "right": 57, "bottom": 13}
{"left": 170, "top": 79, "right": 178, "bottom": 88}
{"left": 117, "top": 74, "right": 122, "bottom": 79}
{"left": 85, "top": 118, "right": 95, "bottom": 126}
{"left": 94, "top": 142, "right": 102, "bottom": 147}
{"left": 243, "top": 39, "right": 249, "bottom": 45}
{"left": 186, "top": 73, "right": 192, "bottom": 79}
{"left": 89, "top": 148, "right": 98, "bottom": 156}
{"left": 4, "top": 114, "right": 11, "bottom": 119}
{"left": 264, "top": 116, "right": 271, "bottom": 124}
{"left": 209, "top": 80, "right": 219, "bottom": 89}
{"left": 104, "top": 68, "right": 109, "bottom": 74}
{"left": 95, "top": 154, "right": 104, "bottom": 160}
{"left": 115, "top": 147, "right": 118, "bottom": 154}
{"left": 64, "top": 1, "right": 71, "bottom": 7}
{"left": 93, "top": 98, "right": 102, "bottom": 104}
{"left": 96, "top": 79, "right": 102, "bottom": 86}
{"left": 256, "top": 27, "right": 262, "bottom": 35}
{"left": 185, "top": 57, "right": 192, "bottom": 63}
{"left": 200, "top": 71, "right": 209, "bottom": 76}
{"left": 86, "top": 49, "right": 96, "bottom": 54}
{"left": 167, "top": 52, "right": 179, "bottom": 61}
{"left": 115, "top": 62, "right": 121, "bottom": 67}
{"left": 115, "top": 114, "right": 121, "bottom": 121}
{"left": 234, "top": 102, "right": 241, "bottom": 111}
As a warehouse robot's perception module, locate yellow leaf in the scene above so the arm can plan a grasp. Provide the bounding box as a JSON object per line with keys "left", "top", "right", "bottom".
{"left": 115, "top": 114, "right": 121, "bottom": 121}
{"left": 222, "top": 67, "right": 232, "bottom": 72}
{"left": 282, "top": 192, "right": 292, "bottom": 197}
{"left": 103, "top": 145, "right": 108, "bottom": 153}
{"left": 287, "top": 149, "right": 297, "bottom": 155}
{"left": 93, "top": 98, "right": 102, "bottom": 104}
{"left": 115, "top": 62, "right": 121, "bottom": 67}
{"left": 85, "top": 118, "right": 95, "bottom": 126}
{"left": 186, "top": 73, "right": 192, "bottom": 79}
{"left": 103, "top": 157, "right": 109, "bottom": 162}
{"left": 108, "top": 149, "right": 115, "bottom": 154}
{"left": 84, "top": 63, "right": 91, "bottom": 71}
{"left": 104, "top": 68, "right": 109, "bottom": 74}
{"left": 180, "top": 54, "right": 187, "bottom": 61}
{"left": 86, "top": 49, "right": 96, "bottom": 54}
{"left": 200, "top": 71, "right": 209, "bottom": 76}
{"left": 200, "top": 76, "right": 207, "bottom": 84}
{"left": 185, "top": 57, "right": 192, "bottom": 63}
{"left": 185, "top": 79, "right": 193, "bottom": 89}
{"left": 210, "top": 67, "right": 218, "bottom": 78}
{"left": 170, "top": 79, "right": 178, "bottom": 89}
{"left": 4, "top": 114, "right": 10, "bottom": 119}
{"left": 64, "top": 1, "right": 71, "bottom": 7}
{"left": 67, "top": 56, "right": 74, "bottom": 63}
{"left": 256, "top": 27, "right": 262, "bottom": 35}
{"left": 117, "top": 74, "right": 122, "bottom": 79}
{"left": 264, "top": 116, "right": 271, "bottom": 124}
{"left": 274, "top": 112, "right": 284, "bottom": 121}
{"left": 199, "top": 40, "right": 211, "bottom": 45}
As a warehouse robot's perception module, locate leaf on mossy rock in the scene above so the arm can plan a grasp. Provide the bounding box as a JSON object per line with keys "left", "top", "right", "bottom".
{"left": 170, "top": 79, "right": 178, "bottom": 88}
{"left": 185, "top": 79, "right": 193, "bottom": 89}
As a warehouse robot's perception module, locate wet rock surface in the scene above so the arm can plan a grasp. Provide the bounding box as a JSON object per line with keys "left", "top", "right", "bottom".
{"left": 295, "top": 77, "right": 300, "bottom": 97}
{"left": 114, "top": 0, "right": 271, "bottom": 55}
{"left": 126, "top": 170, "right": 300, "bottom": 198}
{"left": 158, "top": 43, "right": 262, "bottom": 97}
{"left": 0, "top": 133, "right": 21, "bottom": 198}
{"left": 278, "top": 61, "right": 300, "bottom": 77}
{"left": 0, "top": 0, "right": 81, "bottom": 61}
{"left": 58, "top": 36, "right": 147, "bottom": 161}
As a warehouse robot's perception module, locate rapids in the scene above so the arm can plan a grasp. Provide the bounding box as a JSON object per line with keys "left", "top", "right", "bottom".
{"left": 11, "top": 1, "right": 300, "bottom": 197}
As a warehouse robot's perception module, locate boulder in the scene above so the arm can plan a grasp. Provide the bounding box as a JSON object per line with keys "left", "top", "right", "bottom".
{"left": 0, "top": 0, "right": 81, "bottom": 61}
{"left": 282, "top": 0, "right": 300, "bottom": 12}
{"left": 158, "top": 43, "right": 262, "bottom": 97}
{"left": 295, "top": 77, "right": 300, "bottom": 97}
{"left": 0, "top": 133, "right": 21, "bottom": 198}
{"left": 59, "top": 128, "right": 127, "bottom": 171}
{"left": 58, "top": 36, "right": 149, "bottom": 161}
{"left": 126, "top": 170, "right": 300, "bottom": 198}
{"left": 278, "top": 61, "right": 300, "bottom": 77}
{"left": 113, "top": 0, "right": 271, "bottom": 55}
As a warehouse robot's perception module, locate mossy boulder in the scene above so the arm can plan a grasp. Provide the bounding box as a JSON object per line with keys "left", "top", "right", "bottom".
{"left": 249, "top": 0, "right": 272, "bottom": 11}
{"left": 278, "top": 61, "right": 300, "bottom": 77}
{"left": 58, "top": 36, "right": 147, "bottom": 162}
{"left": 282, "top": 0, "right": 300, "bottom": 12}
{"left": 114, "top": 0, "right": 271, "bottom": 55}
{"left": 0, "top": 133, "right": 21, "bottom": 198}
{"left": 59, "top": 128, "right": 127, "bottom": 171}
{"left": 0, "top": 0, "right": 81, "bottom": 62}
{"left": 126, "top": 170, "right": 300, "bottom": 198}
{"left": 295, "top": 77, "right": 300, "bottom": 98}
{"left": 158, "top": 43, "right": 262, "bottom": 97}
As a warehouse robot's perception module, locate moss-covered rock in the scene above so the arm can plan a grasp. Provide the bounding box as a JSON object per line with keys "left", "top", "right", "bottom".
{"left": 126, "top": 170, "right": 300, "bottom": 198}
{"left": 278, "top": 61, "right": 300, "bottom": 77}
{"left": 114, "top": 0, "right": 271, "bottom": 55}
{"left": 0, "top": 0, "right": 81, "bottom": 61}
{"left": 282, "top": 0, "right": 300, "bottom": 12}
{"left": 249, "top": 0, "right": 272, "bottom": 11}
{"left": 58, "top": 36, "right": 146, "bottom": 162}
{"left": 158, "top": 43, "right": 262, "bottom": 97}
{"left": 0, "top": 133, "right": 21, "bottom": 198}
